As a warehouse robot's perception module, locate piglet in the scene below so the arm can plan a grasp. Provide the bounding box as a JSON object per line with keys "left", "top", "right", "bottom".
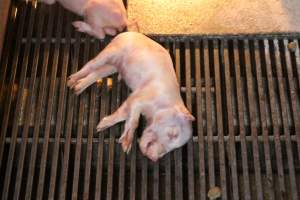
{"left": 67, "top": 32, "right": 195, "bottom": 161}
{"left": 41, "top": 0, "right": 131, "bottom": 39}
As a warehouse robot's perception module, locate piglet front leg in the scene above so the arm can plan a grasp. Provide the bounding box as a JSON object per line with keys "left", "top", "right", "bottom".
{"left": 97, "top": 90, "right": 144, "bottom": 152}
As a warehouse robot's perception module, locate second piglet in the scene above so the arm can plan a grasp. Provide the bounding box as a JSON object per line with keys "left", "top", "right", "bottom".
{"left": 67, "top": 32, "right": 194, "bottom": 161}
{"left": 41, "top": 0, "right": 132, "bottom": 39}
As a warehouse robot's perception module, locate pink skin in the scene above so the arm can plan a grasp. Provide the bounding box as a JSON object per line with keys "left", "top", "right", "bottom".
{"left": 40, "top": 0, "right": 133, "bottom": 39}
{"left": 67, "top": 32, "right": 195, "bottom": 161}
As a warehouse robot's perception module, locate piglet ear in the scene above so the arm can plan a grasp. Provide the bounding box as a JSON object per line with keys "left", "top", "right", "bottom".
{"left": 176, "top": 105, "right": 195, "bottom": 121}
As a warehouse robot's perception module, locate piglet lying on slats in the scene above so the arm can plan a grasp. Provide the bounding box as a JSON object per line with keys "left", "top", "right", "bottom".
{"left": 41, "top": 0, "right": 133, "bottom": 39}
{"left": 67, "top": 32, "right": 194, "bottom": 161}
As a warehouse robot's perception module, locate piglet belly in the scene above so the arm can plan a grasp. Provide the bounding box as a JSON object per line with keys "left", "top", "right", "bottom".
{"left": 118, "top": 65, "right": 147, "bottom": 90}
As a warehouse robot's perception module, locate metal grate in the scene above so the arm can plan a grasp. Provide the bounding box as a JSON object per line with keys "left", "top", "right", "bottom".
{"left": 1, "top": 2, "right": 300, "bottom": 200}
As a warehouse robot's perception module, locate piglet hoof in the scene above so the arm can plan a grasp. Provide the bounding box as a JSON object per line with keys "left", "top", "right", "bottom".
{"left": 73, "top": 84, "right": 84, "bottom": 95}
{"left": 118, "top": 132, "right": 133, "bottom": 153}
{"left": 72, "top": 21, "right": 85, "bottom": 32}
{"left": 67, "top": 75, "right": 78, "bottom": 89}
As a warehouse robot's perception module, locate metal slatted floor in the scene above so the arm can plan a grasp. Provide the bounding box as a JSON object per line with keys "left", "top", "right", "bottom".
{"left": 0, "top": 2, "right": 300, "bottom": 200}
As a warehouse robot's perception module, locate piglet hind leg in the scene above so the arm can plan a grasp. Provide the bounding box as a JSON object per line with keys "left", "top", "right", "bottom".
{"left": 97, "top": 90, "right": 144, "bottom": 153}
{"left": 96, "top": 101, "right": 129, "bottom": 132}
{"left": 72, "top": 64, "right": 117, "bottom": 95}
{"left": 118, "top": 109, "right": 140, "bottom": 153}
{"left": 67, "top": 44, "right": 118, "bottom": 89}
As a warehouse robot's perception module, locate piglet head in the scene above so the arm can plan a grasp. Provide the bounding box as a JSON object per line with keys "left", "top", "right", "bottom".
{"left": 139, "top": 104, "right": 195, "bottom": 162}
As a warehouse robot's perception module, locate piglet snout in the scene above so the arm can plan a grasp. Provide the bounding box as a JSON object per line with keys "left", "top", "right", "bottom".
{"left": 139, "top": 133, "right": 166, "bottom": 162}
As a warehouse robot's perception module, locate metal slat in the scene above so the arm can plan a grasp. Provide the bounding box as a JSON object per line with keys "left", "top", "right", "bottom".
{"left": 233, "top": 40, "right": 251, "bottom": 200}
{"left": 294, "top": 40, "right": 300, "bottom": 89}
{"left": 141, "top": 156, "right": 148, "bottom": 200}
{"left": 184, "top": 41, "right": 195, "bottom": 200}
{"left": 174, "top": 41, "right": 183, "bottom": 200}
{"left": 36, "top": 5, "right": 63, "bottom": 200}
{"left": 71, "top": 91, "right": 86, "bottom": 199}
{"left": 13, "top": 4, "right": 45, "bottom": 199}
{"left": 263, "top": 39, "right": 286, "bottom": 199}
{"left": 129, "top": 131, "right": 137, "bottom": 200}
{"left": 58, "top": 26, "right": 81, "bottom": 200}
{"left": 253, "top": 40, "right": 275, "bottom": 200}
{"left": 243, "top": 40, "right": 263, "bottom": 200}
{"left": 71, "top": 35, "right": 90, "bottom": 200}
{"left": 106, "top": 75, "right": 120, "bottom": 200}
{"left": 203, "top": 39, "right": 215, "bottom": 187}
{"left": 195, "top": 40, "right": 206, "bottom": 200}
{"left": 214, "top": 40, "right": 227, "bottom": 200}
{"left": 25, "top": 4, "right": 55, "bottom": 200}
{"left": 153, "top": 162, "right": 159, "bottom": 200}
{"left": 0, "top": 3, "right": 27, "bottom": 174}
{"left": 164, "top": 41, "right": 172, "bottom": 200}
{"left": 94, "top": 78, "right": 109, "bottom": 200}
{"left": 1, "top": 4, "right": 35, "bottom": 199}
{"left": 117, "top": 84, "right": 128, "bottom": 200}
{"left": 273, "top": 39, "right": 298, "bottom": 200}
{"left": 48, "top": 9, "right": 71, "bottom": 200}
{"left": 283, "top": 39, "right": 300, "bottom": 161}
{"left": 222, "top": 39, "right": 239, "bottom": 200}
{"left": 83, "top": 57, "right": 97, "bottom": 200}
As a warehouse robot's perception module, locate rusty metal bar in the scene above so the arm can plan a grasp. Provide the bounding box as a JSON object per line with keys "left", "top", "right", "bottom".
{"left": 129, "top": 134, "right": 137, "bottom": 200}
{"left": 214, "top": 39, "right": 227, "bottom": 200}
{"left": 141, "top": 156, "right": 148, "bottom": 200}
{"left": 5, "top": 134, "right": 300, "bottom": 145}
{"left": 273, "top": 39, "right": 298, "bottom": 200}
{"left": 184, "top": 41, "right": 195, "bottom": 200}
{"left": 253, "top": 40, "right": 275, "bottom": 200}
{"left": 243, "top": 40, "right": 263, "bottom": 200}
{"left": 48, "top": 9, "right": 71, "bottom": 199}
{"left": 164, "top": 41, "right": 172, "bottom": 200}
{"left": 1, "top": 4, "right": 35, "bottom": 199}
{"left": 25, "top": 4, "right": 55, "bottom": 200}
{"left": 83, "top": 53, "right": 98, "bottom": 200}
{"left": 71, "top": 35, "right": 90, "bottom": 200}
{"left": 294, "top": 40, "right": 300, "bottom": 89}
{"left": 153, "top": 162, "right": 159, "bottom": 200}
{"left": 233, "top": 39, "right": 251, "bottom": 200}
{"left": 263, "top": 39, "right": 286, "bottom": 199}
{"left": 13, "top": 4, "right": 44, "bottom": 199}
{"left": 204, "top": 39, "right": 215, "bottom": 187}
{"left": 58, "top": 23, "right": 81, "bottom": 200}
{"left": 36, "top": 5, "right": 63, "bottom": 199}
{"left": 222, "top": 39, "right": 239, "bottom": 200}
{"left": 117, "top": 84, "right": 128, "bottom": 200}
{"left": 0, "top": 2, "right": 27, "bottom": 174}
{"left": 106, "top": 75, "right": 120, "bottom": 200}
{"left": 282, "top": 39, "right": 300, "bottom": 160}
{"left": 174, "top": 41, "right": 183, "bottom": 200}
{"left": 175, "top": 42, "right": 181, "bottom": 83}
{"left": 195, "top": 40, "right": 206, "bottom": 200}
{"left": 95, "top": 78, "right": 109, "bottom": 200}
